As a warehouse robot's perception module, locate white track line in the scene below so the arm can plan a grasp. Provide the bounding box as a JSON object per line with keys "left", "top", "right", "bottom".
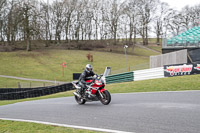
{"left": 114, "top": 90, "right": 200, "bottom": 95}
{"left": 0, "top": 118, "right": 134, "bottom": 133}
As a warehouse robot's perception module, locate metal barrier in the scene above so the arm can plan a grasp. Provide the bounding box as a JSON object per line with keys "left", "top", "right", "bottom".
{"left": 105, "top": 72, "right": 134, "bottom": 84}
{"left": 134, "top": 67, "right": 164, "bottom": 81}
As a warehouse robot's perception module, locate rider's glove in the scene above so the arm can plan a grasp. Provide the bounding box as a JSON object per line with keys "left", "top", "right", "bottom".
{"left": 86, "top": 82, "right": 91, "bottom": 85}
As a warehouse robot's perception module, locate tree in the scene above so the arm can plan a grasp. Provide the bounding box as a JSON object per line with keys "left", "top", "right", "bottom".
{"left": 189, "top": 4, "right": 200, "bottom": 27}
{"left": 122, "top": 0, "right": 139, "bottom": 45}
{"left": 165, "top": 9, "right": 183, "bottom": 36}
{"left": 91, "top": 0, "right": 101, "bottom": 40}
{"left": 153, "top": 2, "right": 171, "bottom": 44}
{"left": 0, "top": 0, "right": 7, "bottom": 42}
{"left": 40, "top": 2, "right": 50, "bottom": 46}
{"left": 63, "top": 0, "right": 76, "bottom": 42}
{"left": 107, "top": 0, "right": 122, "bottom": 45}
{"left": 51, "top": 0, "right": 65, "bottom": 44}
{"left": 137, "top": 0, "right": 158, "bottom": 45}
{"left": 180, "top": 6, "right": 193, "bottom": 30}
{"left": 19, "top": 0, "right": 40, "bottom": 51}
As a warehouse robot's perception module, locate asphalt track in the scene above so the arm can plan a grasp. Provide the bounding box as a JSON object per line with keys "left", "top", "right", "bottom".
{"left": 0, "top": 91, "right": 200, "bottom": 133}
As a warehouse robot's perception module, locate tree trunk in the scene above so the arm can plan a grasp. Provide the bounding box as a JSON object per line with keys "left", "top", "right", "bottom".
{"left": 95, "top": 19, "right": 98, "bottom": 40}
{"left": 65, "top": 15, "right": 71, "bottom": 43}
{"left": 26, "top": 38, "right": 31, "bottom": 51}
{"left": 114, "top": 24, "right": 117, "bottom": 45}
{"left": 129, "top": 22, "right": 133, "bottom": 45}
{"left": 133, "top": 26, "right": 137, "bottom": 44}
{"left": 142, "top": 26, "right": 145, "bottom": 45}
{"left": 26, "top": 18, "right": 31, "bottom": 51}
{"left": 145, "top": 25, "right": 148, "bottom": 45}
{"left": 45, "top": 24, "right": 49, "bottom": 47}
{"left": 157, "top": 36, "right": 160, "bottom": 45}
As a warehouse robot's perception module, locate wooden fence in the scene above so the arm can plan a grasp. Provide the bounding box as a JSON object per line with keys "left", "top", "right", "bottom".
{"left": 150, "top": 49, "right": 187, "bottom": 68}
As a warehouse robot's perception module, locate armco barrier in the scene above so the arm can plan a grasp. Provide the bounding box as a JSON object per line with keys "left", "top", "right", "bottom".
{"left": 105, "top": 72, "right": 134, "bottom": 84}
{"left": 0, "top": 83, "right": 74, "bottom": 100}
{"left": 134, "top": 67, "right": 164, "bottom": 81}
{"left": 105, "top": 67, "right": 165, "bottom": 84}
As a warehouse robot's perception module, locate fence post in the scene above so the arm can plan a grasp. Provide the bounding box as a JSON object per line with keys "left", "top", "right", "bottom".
{"left": 18, "top": 82, "right": 21, "bottom": 88}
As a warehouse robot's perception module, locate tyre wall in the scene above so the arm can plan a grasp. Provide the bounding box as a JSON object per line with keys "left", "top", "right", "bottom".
{"left": 0, "top": 83, "right": 74, "bottom": 100}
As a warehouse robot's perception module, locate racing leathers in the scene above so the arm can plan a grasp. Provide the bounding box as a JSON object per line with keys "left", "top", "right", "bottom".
{"left": 78, "top": 70, "right": 95, "bottom": 95}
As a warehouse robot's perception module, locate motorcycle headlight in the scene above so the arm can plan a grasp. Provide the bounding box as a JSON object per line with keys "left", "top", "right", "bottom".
{"left": 96, "top": 81, "right": 102, "bottom": 85}
{"left": 96, "top": 82, "right": 102, "bottom": 85}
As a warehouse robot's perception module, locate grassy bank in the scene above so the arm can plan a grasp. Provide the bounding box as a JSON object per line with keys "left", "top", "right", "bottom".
{"left": 0, "top": 77, "right": 56, "bottom": 88}
{"left": 0, "top": 50, "right": 149, "bottom": 82}
{"left": 0, "top": 120, "right": 98, "bottom": 133}
{"left": 146, "top": 45, "right": 162, "bottom": 53}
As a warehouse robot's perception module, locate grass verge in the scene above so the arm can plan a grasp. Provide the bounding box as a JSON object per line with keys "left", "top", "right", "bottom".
{"left": 0, "top": 120, "right": 99, "bottom": 133}
{"left": 108, "top": 74, "right": 200, "bottom": 93}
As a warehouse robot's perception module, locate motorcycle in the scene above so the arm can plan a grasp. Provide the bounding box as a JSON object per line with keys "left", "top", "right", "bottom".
{"left": 72, "top": 74, "right": 111, "bottom": 105}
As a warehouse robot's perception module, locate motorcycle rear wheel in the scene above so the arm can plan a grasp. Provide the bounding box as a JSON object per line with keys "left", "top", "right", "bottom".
{"left": 75, "top": 95, "right": 86, "bottom": 105}
{"left": 99, "top": 90, "right": 111, "bottom": 105}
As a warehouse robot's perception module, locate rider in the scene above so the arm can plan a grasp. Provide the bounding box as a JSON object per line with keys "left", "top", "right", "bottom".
{"left": 78, "top": 64, "right": 95, "bottom": 95}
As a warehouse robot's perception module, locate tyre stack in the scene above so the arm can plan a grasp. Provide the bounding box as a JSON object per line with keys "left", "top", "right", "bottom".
{"left": 0, "top": 83, "right": 74, "bottom": 100}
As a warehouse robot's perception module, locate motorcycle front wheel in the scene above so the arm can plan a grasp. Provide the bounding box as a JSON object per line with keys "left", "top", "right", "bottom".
{"left": 99, "top": 90, "right": 111, "bottom": 105}
{"left": 74, "top": 95, "right": 86, "bottom": 105}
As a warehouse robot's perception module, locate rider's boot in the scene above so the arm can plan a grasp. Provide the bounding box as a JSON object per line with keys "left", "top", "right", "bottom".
{"left": 77, "top": 87, "right": 82, "bottom": 96}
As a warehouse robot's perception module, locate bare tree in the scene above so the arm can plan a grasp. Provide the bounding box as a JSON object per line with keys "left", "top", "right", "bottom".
{"left": 63, "top": 0, "right": 76, "bottom": 43}
{"left": 165, "top": 10, "right": 183, "bottom": 36}
{"left": 0, "top": 0, "right": 7, "bottom": 42}
{"left": 180, "top": 6, "right": 193, "bottom": 30}
{"left": 52, "top": 0, "right": 65, "bottom": 44}
{"left": 91, "top": 0, "right": 101, "bottom": 40}
{"left": 189, "top": 4, "right": 200, "bottom": 27}
{"left": 123, "top": 0, "right": 139, "bottom": 45}
{"left": 106, "top": 0, "right": 122, "bottom": 45}
{"left": 40, "top": 2, "right": 50, "bottom": 46}
{"left": 137, "top": 0, "right": 158, "bottom": 45}
{"left": 153, "top": 2, "right": 171, "bottom": 44}
{"left": 1, "top": 0, "right": 200, "bottom": 51}
{"left": 81, "top": 0, "right": 93, "bottom": 41}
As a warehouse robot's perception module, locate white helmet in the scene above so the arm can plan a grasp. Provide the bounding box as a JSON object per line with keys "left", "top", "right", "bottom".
{"left": 85, "top": 64, "right": 93, "bottom": 73}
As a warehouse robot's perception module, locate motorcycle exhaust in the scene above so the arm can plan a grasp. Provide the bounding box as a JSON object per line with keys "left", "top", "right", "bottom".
{"left": 73, "top": 92, "right": 81, "bottom": 98}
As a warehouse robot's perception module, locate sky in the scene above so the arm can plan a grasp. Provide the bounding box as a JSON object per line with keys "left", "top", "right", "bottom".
{"left": 161, "top": 0, "right": 200, "bottom": 10}
{"left": 46, "top": 0, "right": 200, "bottom": 10}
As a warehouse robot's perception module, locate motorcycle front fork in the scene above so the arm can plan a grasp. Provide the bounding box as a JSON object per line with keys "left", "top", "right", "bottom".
{"left": 98, "top": 90, "right": 104, "bottom": 99}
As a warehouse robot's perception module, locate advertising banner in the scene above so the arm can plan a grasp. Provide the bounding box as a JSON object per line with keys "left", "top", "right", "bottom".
{"left": 164, "top": 63, "right": 200, "bottom": 77}
{"left": 73, "top": 73, "right": 81, "bottom": 80}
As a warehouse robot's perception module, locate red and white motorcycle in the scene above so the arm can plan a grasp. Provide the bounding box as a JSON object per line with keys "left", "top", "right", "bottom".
{"left": 72, "top": 75, "right": 111, "bottom": 105}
